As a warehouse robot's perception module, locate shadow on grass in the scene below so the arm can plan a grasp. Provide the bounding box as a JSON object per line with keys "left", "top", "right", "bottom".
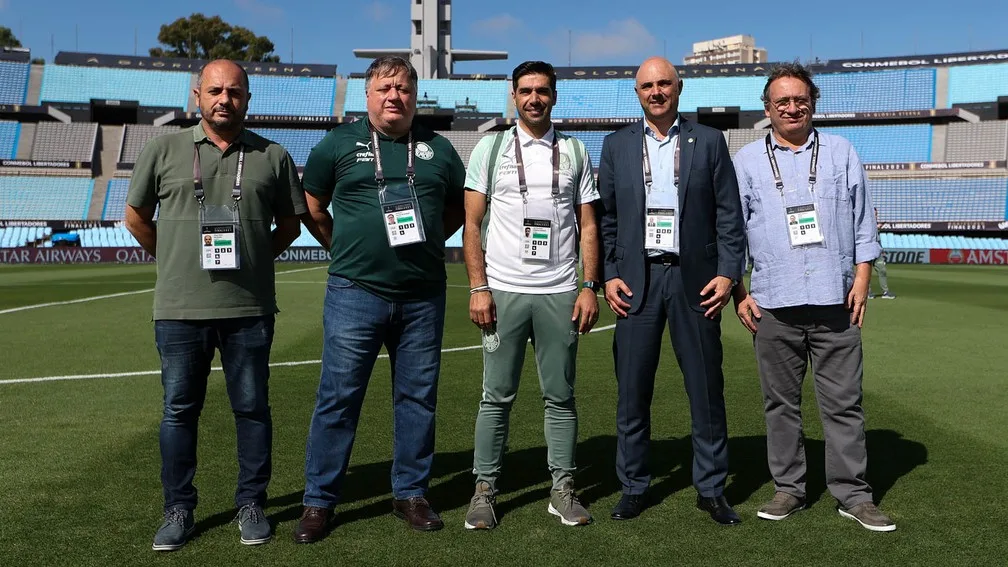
{"left": 191, "top": 429, "right": 924, "bottom": 535}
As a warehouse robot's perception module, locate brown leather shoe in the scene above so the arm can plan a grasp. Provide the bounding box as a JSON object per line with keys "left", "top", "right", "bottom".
{"left": 392, "top": 497, "right": 444, "bottom": 531}
{"left": 292, "top": 506, "right": 334, "bottom": 544}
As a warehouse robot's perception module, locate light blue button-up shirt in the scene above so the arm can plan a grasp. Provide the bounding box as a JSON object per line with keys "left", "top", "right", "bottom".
{"left": 644, "top": 116, "right": 680, "bottom": 255}
{"left": 734, "top": 130, "right": 881, "bottom": 309}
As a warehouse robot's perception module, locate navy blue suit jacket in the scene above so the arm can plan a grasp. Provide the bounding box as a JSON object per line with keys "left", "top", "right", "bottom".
{"left": 597, "top": 117, "right": 746, "bottom": 314}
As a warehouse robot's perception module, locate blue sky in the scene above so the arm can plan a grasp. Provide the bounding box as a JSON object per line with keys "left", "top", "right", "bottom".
{"left": 2, "top": 0, "right": 1006, "bottom": 74}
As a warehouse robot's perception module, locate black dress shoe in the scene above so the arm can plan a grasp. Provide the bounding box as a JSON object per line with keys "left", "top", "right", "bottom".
{"left": 611, "top": 493, "right": 646, "bottom": 520}
{"left": 696, "top": 495, "right": 742, "bottom": 525}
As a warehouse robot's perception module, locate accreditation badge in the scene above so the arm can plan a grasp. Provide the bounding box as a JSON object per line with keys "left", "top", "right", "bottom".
{"left": 521, "top": 218, "right": 552, "bottom": 260}
{"left": 645, "top": 207, "right": 677, "bottom": 251}
{"left": 785, "top": 203, "right": 825, "bottom": 247}
{"left": 200, "top": 223, "right": 239, "bottom": 270}
{"left": 379, "top": 182, "right": 426, "bottom": 248}
{"left": 198, "top": 203, "right": 241, "bottom": 270}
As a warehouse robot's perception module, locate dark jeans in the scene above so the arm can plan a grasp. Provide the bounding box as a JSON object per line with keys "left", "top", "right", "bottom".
{"left": 154, "top": 315, "right": 275, "bottom": 511}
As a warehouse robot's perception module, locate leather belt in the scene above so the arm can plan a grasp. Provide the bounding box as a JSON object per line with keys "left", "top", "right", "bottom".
{"left": 647, "top": 253, "right": 680, "bottom": 266}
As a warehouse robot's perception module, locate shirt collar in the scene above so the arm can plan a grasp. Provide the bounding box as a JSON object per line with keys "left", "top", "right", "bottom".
{"left": 770, "top": 129, "right": 815, "bottom": 153}
{"left": 643, "top": 115, "right": 680, "bottom": 141}
{"left": 193, "top": 122, "right": 252, "bottom": 146}
{"left": 516, "top": 124, "right": 556, "bottom": 147}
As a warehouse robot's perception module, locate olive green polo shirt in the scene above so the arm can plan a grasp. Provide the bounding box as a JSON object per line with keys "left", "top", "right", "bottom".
{"left": 302, "top": 119, "right": 465, "bottom": 301}
{"left": 127, "top": 124, "right": 307, "bottom": 320}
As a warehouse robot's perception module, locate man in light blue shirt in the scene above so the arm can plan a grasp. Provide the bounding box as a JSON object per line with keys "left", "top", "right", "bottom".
{"left": 730, "top": 62, "right": 895, "bottom": 532}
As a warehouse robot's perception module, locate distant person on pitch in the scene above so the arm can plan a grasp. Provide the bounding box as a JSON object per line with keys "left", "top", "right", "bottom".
{"left": 731, "top": 62, "right": 894, "bottom": 532}
{"left": 869, "top": 208, "right": 895, "bottom": 299}
{"left": 125, "top": 59, "right": 306, "bottom": 551}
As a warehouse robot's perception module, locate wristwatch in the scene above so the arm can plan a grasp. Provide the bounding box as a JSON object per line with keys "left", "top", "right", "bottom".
{"left": 582, "top": 281, "right": 601, "bottom": 293}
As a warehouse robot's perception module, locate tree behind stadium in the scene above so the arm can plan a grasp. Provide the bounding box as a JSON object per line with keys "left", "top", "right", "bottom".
{"left": 149, "top": 13, "right": 280, "bottom": 62}
{"left": 0, "top": 26, "right": 22, "bottom": 48}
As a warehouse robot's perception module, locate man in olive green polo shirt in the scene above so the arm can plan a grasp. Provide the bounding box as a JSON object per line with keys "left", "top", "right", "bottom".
{"left": 294, "top": 55, "right": 465, "bottom": 543}
{"left": 125, "top": 59, "right": 306, "bottom": 552}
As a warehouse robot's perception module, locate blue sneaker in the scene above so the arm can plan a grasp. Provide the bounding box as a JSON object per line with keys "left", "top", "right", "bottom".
{"left": 237, "top": 503, "right": 272, "bottom": 545}
{"left": 152, "top": 507, "right": 194, "bottom": 552}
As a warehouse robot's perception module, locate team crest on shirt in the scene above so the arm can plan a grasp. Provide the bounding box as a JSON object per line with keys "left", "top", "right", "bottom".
{"left": 415, "top": 142, "right": 434, "bottom": 160}
{"left": 482, "top": 330, "right": 500, "bottom": 353}
{"left": 558, "top": 153, "right": 573, "bottom": 174}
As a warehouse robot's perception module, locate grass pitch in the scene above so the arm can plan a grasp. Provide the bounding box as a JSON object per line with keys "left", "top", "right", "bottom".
{"left": 0, "top": 263, "right": 1005, "bottom": 566}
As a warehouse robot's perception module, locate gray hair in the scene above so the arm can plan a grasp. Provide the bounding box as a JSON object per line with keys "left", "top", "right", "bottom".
{"left": 364, "top": 56, "right": 419, "bottom": 91}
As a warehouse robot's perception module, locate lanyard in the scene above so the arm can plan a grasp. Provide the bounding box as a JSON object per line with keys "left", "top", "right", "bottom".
{"left": 369, "top": 122, "right": 414, "bottom": 187}
{"left": 193, "top": 143, "right": 244, "bottom": 204}
{"left": 765, "top": 129, "right": 819, "bottom": 196}
{"left": 512, "top": 128, "right": 560, "bottom": 204}
{"left": 642, "top": 125, "right": 680, "bottom": 193}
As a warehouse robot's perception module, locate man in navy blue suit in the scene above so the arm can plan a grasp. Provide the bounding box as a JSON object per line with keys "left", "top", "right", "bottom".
{"left": 596, "top": 56, "right": 746, "bottom": 525}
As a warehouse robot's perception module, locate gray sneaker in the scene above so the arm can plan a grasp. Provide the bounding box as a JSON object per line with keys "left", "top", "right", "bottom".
{"left": 237, "top": 503, "right": 272, "bottom": 545}
{"left": 464, "top": 481, "right": 498, "bottom": 530}
{"left": 838, "top": 501, "right": 896, "bottom": 532}
{"left": 152, "top": 507, "right": 195, "bottom": 552}
{"left": 547, "top": 480, "right": 591, "bottom": 526}
{"left": 881, "top": 292, "right": 896, "bottom": 299}
{"left": 756, "top": 492, "right": 806, "bottom": 521}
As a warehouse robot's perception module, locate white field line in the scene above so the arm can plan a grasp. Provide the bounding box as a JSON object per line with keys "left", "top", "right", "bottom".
{"left": 0, "top": 324, "right": 616, "bottom": 385}
{"left": 0, "top": 266, "right": 325, "bottom": 316}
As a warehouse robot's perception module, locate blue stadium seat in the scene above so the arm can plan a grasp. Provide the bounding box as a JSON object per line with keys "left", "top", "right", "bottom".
{"left": 553, "top": 79, "right": 637, "bottom": 119}
{"left": 948, "top": 63, "right": 1008, "bottom": 105}
{"left": 0, "top": 176, "right": 94, "bottom": 220}
{"left": 817, "top": 69, "right": 935, "bottom": 112}
{"left": 872, "top": 177, "right": 1008, "bottom": 222}
{"left": 820, "top": 124, "right": 932, "bottom": 163}
{"left": 102, "top": 178, "right": 131, "bottom": 220}
{"left": 680, "top": 76, "right": 765, "bottom": 112}
{"left": 40, "top": 65, "right": 190, "bottom": 108}
{"left": 563, "top": 130, "right": 613, "bottom": 164}
{"left": 248, "top": 75, "right": 336, "bottom": 116}
{"left": 250, "top": 128, "right": 327, "bottom": 166}
{"left": 0, "top": 120, "right": 19, "bottom": 158}
{"left": 0, "top": 60, "right": 29, "bottom": 104}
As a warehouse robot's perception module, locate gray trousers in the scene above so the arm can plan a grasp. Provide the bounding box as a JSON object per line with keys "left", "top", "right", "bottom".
{"left": 873, "top": 254, "right": 890, "bottom": 294}
{"left": 754, "top": 305, "right": 873, "bottom": 508}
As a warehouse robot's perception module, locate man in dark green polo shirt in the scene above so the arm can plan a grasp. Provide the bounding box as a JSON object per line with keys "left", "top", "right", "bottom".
{"left": 294, "top": 55, "right": 465, "bottom": 543}
{"left": 124, "top": 59, "right": 306, "bottom": 552}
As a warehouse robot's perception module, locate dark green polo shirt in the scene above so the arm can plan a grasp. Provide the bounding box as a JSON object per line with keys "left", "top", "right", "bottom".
{"left": 127, "top": 124, "right": 307, "bottom": 320}
{"left": 302, "top": 119, "right": 465, "bottom": 301}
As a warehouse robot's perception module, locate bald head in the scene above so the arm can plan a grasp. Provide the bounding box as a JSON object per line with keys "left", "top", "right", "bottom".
{"left": 197, "top": 59, "right": 250, "bottom": 92}
{"left": 634, "top": 57, "right": 682, "bottom": 131}
{"left": 636, "top": 57, "right": 679, "bottom": 85}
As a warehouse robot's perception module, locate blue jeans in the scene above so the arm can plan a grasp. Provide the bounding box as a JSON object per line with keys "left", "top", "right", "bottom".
{"left": 303, "top": 274, "right": 446, "bottom": 508}
{"left": 154, "top": 316, "right": 274, "bottom": 512}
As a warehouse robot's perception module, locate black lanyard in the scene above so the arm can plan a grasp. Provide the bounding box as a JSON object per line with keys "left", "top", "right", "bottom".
{"left": 512, "top": 127, "right": 560, "bottom": 203}
{"left": 765, "top": 129, "right": 819, "bottom": 196}
{"left": 369, "top": 122, "right": 414, "bottom": 187}
{"left": 193, "top": 142, "right": 244, "bottom": 204}
{"left": 642, "top": 125, "right": 680, "bottom": 193}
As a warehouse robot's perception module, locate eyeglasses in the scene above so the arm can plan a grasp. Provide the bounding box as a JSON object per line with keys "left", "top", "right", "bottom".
{"left": 770, "top": 96, "right": 811, "bottom": 111}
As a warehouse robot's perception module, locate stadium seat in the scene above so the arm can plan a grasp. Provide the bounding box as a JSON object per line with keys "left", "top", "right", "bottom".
{"left": 948, "top": 63, "right": 1008, "bottom": 105}
{"left": 0, "top": 120, "right": 20, "bottom": 158}
{"left": 0, "top": 176, "right": 94, "bottom": 220}
{"left": 120, "top": 125, "right": 182, "bottom": 165}
{"left": 818, "top": 69, "right": 936, "bottom": 112}
{"left": 820, "top": 125, "right": 932, "bottom": 163}
{"left": 945, "top": 122, "right": 1008, "bottom": 162}
{"left": 871, "top": 177, "right": 1008, "bottom": 221}
{"left": 40, "top": 65, "right": 191, "bottom": 108}
{"left": 248, "top": 75, "right": 336, "bottom": 116}
{"left": 250, "top": 128, "right": 328, "bottom": 166}
{"left": 0, "top": 60, "right": 29, "bottom": 104}
{"left": 31, "top": 122, "right": 99, "bottom": 162}
{"left": 102, "top": 178, "right": 131, "bottom": 220}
